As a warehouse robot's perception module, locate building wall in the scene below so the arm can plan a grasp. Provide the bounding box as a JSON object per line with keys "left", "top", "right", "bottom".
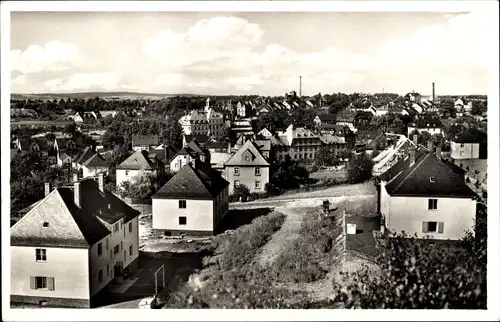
{"left": 116, "top": 169, "right": 153, "bottom": 189}
{"left": 407, "top": 126, "right": 443, "bottom": 137}
{"left": 169, "top": 155, "right": 194, "bottom": 172}
{"left": 132, "top": 146, "right": 150, "bottom": 152}
{"left": 152, "top": 198, "right": 215, "bottom": 233}
{"left": 82, "top": 166, "right": 108, "bottom": 179}
{"left": 11, "top": 246, "right": 90, "bottom": 300}
{"left": 450, "top": 142, "right": 480, "bottom": 160}
{"left": 225, "top": 165, "right": 270, "bottom": 194}
{"left": 385, "top": 195, "right": 476, "bottom": 240}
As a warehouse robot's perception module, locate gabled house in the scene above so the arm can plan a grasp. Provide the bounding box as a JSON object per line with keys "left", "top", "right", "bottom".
{"left": 131, "top": 135, "right": 159, "bottom": 152}
{"left": 450, "top": 132, "right": 480, "bottom": 160}
{"left": 72, "top": 146, "right": 95, "bottom": 170}
{"left": 313, "top": 114, "right": 336, "bottom": 126}
{"left": 169, "top": 139, "right": 208, "bottom": 173}
{"left": 182, "top": 134, "right": 210, "bottom": 147}
{"left": 10, "top": 175, "right": 140, "bottom": 308}
{"left": 115, "top": 150, "right": 165, "bottom": 189}
{"left": 152, "top": 160, "right": 229, "bottom": 236}
{"left": 150, "top": 144, "right": 178, "bottom": 167}
{"left": 224, "top": 139, "right": 270, "bottom": 194}
{"left": 257, "top": 128, "right": 273, "bottom": 138}
{"left": 407, "top": 117, "right": 443, "bottom": 137}
{"left": 80, "top": 153, "right": 109, "bottom": 178}
{"left": 377, "top": 144, "right": 477, "bottom": 240}
{"left": 317, "top": 124, "right": 355, "bottom": 149}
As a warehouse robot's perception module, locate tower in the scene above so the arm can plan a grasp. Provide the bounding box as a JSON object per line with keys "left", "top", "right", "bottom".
{"left": 205, "top": 97, "right": 210, "bottom": 112}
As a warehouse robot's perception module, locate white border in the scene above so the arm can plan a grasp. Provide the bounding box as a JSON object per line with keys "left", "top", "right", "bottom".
{"left": 2, "top": 1, "right": 499, "bottom": 321}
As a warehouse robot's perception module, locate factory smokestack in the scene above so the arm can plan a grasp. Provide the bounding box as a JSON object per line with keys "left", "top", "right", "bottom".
{"left": 299, "top": 76, "right": 302, "bottom": 97}
{"left": 432, "top": 82, "right": 435, "bottom": 102}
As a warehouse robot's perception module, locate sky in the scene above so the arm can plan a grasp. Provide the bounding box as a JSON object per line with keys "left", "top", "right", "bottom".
{"left": 10, "top": 10, "right": 492, "bottom": 96}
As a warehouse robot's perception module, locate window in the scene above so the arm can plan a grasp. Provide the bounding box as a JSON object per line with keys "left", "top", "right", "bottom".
{"left": 429, "top": 176, "right": 436, "bottom": 183}
{"left": 255, "top": 181, "right": 261, "bottom": 189}
{"left": 129, "top": 245, "right": 133, "bottom": 257}
{"left": 234, "top": 167, "right": 240, "bottom": 176}
{"left": 36, "top": 249, "right": 47, "bottom": 262}
{"left": 179, "top": 216, "right": 187, "bottom": 225}
{"left": 125, "top": 170, "right": 129, "bottom": 176}
{"left": 106, "top": 238, "right": 109, "bottom": 251}
{"left": 460, "top": 151, "right": 465, "bottom": 156}
{"left": 98, "top": 269, "right": 103, "bottom": 284}
{"left": 179, "top": 200, "right": 187, "bottom": 209}
{"left": 124, "top": 229, "right": 126, "bottom": 238}
{"left": 460, "top": 143, "right": 465, "bottom": 148}
{"left": 97, "top": 243, "right": 103, "bottom": 256}
{"left": 255, "top": 167, "right": 261, "bottom": 176}
{"left": 245, "top": 156, "right": 250, "bottom": 162}
{"left": 121, "top": 241, "right": 123, "bottom": 252}
{"left": 107, "top": 264, "right": 109, "bottom": 277}
{"left": 114, "top": 245, "right": 120, "bottom": 255}
{"left": 428, "top": 199, "right": 438, "bottom": 210}
{"left": 129, "top": 222, "right": 133, "bottom": 233}
{"left": 234, "top": 180, "right": 240, "bottom": 188}
{"left": 113, "top": 223, "right": 119, "bottom": 233}
{"left": 428, "top": 221, "right": 437, "bottom": 232}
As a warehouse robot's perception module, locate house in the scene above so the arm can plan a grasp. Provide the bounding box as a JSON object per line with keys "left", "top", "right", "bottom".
{"left": 257, "top": 128, "right": 273, "bottom": 138}
{"left": 169, "top": 140, "right": 208, "bottom": 173}
{"left": 404, "top": 92, "right": 422, "bottom": 103}
{"left": 115, "top": 150, "right": 165, "bottom": 189}
{"left": 372, "top": 134, "right": 417, "bottom": 176}
{"left": 182, "top": 134, "right": 210, "bottom": 147}
{"left": 152, "top": 160, "right": 229, "bottom": 236}
{"left": 150, "top": 144, "right": 178, "bottom": 166}
{"left": 10, "top": 174, "right": 140, "bottom": 308}
{"left": 335, "top": 117, "right": 356, "bottom": 133}
{"left": 73, "top": 113, "right": 84, "bottom": 123}
{"left": 377, "top": 142, "right": 477, "bottom": 240}
{"left": 407, "top": 117, "right": 444, "bottom": 136}
{"left": 313, "top": 114, "right": 336, "bottom": 126}
{"left": 450, "top": 132, "right": 480, "bottom": 160}
{"left": 317, "top": 124, "right": 355, "bottom": 149}
{"left": 80, "top": 153, "right": 109, "bottom": 178}
{"left": 72, "top": 146, "right": 95, "bottom": 170}
{"left": 236, "top": 101, "right": 252, "bottom": 118}
{"left": 224, "top": 139, "right": 270, "bottom": 194}
{"left": 131, "top": 135, "right": 159, "bottom": 152}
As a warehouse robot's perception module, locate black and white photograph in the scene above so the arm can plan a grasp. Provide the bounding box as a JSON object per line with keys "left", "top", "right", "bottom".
{"left": 1, "top": 1, "right": 499, "bottom": 321}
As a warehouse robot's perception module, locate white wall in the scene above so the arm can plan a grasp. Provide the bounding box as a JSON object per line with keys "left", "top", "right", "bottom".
{"left": 169, "top": 155, "right": 193, "bottom": 172}
{"left": 407, "top": 126, "right": 443, "bottom": 137}
{"left": 225, "top": 166, "right": 270, "bottom": 194}
{"left": 132, "top": 146, "right": 150, "bottom": 152}
{"left": 82, "top": 166, "right": 108, "bottom": 179}
{"left": 11, "top": 246, "right": 90, "bottom": 300}
{"left": 386, "top": 195, "right": 476, "bottom": 240}
{"left": 152, "top": 198, "right": 214, "bottom": 232}
{"left": 451, "top": 142, "right": 480, "bottom": 160}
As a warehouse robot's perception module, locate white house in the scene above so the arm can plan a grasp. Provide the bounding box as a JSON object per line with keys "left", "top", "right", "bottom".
{"left": 450, "top": 132, "right": 480, "bottom": 159}
{"left": 131, "top": 135, "right": 159, "bottom": 152}
{"left": 80, "top": 153, "right": 109, "bottom": 178}
{"left": 10, "top": 175, "right": 140, "bottom": 308}
{"left": 169, "top": 140, "right": 207, "bottom": 173}
{"left": 115, "top": 150, "right": 164, "bottom": 189}
{"left": 224, "top": 139, "right": 271, "bottom": 194}
{"left": 152, "top": 160, "right": 229, "bottom": 236}
{"left": 407, "top": 118, "right": 444, "bottom": 137}
{"left": 378, "top": 146, "right": 477, "bottom": 240}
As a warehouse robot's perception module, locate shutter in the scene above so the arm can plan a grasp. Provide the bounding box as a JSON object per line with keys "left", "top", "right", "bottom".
{"left": 30, "top": 276, "right": 36, "bottom": 290}
{"left": 48, "top": 277, "right": 55, "bottom": 291}
{"left": 422, "top": 221, "right": 428, "bottom": 233}
{"left": 438, "top": 222, "right": 444, "bottom": 233}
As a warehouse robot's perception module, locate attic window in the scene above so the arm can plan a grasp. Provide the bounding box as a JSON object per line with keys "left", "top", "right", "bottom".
{"left": 42, "top": 222, "right": 49, "bottom": 227}
{"left": 430, "top": 176, "right": 436, "bottom": 183}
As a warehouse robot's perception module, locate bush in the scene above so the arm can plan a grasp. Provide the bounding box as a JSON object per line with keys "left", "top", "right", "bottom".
{"left": 347, "top": 152, "right": 373, "bottom": 184}
{"left": 232, "top": 184, "right": 250, "bottom": 201}
{"left": 264, "top": 182, "right": 281, "bottom": 196}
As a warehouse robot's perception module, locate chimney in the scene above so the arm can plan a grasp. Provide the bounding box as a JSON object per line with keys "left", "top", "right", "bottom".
{"left": 299, "top": 76, "right": 302, "bottom": 97}
{"left": 74, "top": 181, "right": 81, "bottom": 208}
{"left": 432, "top": 82, "right": 435, "bottom": 102}
{"left": 412, "top": 134, "right": 418, "bottom": 145}
{"left": 436, "top": 145, "right": 442, "bottom": 158}
{"left": 73, "top": 172, "right": 78, "bottom": 182}
{"left": 410, "top": 147, "right": 416, "bottom": 166}
{"left": 44, "top": 183, "right": 51, "bottom": 197}
{"left": 427, "top": 140, "right": 434, "bottom": 152}
{"left": 98, "top": 172, "right": 104, "bottom": 193}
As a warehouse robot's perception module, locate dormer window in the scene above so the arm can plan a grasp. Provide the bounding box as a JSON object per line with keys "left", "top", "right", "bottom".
{"left": 430, "top": 176, "right": 436, "bottom": 183}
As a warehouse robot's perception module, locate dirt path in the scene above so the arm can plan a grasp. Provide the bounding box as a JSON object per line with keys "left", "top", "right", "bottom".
{"left": 256, "top": 207, "right": 305, "bottom": 267}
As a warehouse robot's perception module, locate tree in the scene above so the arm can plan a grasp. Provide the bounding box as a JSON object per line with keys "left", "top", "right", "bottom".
{"left": 409, "top": 130, "right": 431, "bottom": 145}
{"left": 233, "top": 184, "right": 250, "bottom": 201}
{"left": 471, "top": 100, "right": 486, "bottom": 116}
{"left": 431, "top": 133, "right": 445, "bottom": 147}
{"left": 161, "top": 119, "right": 183, "bottom": 148}
{"left": 347, "top": 152, "right": 373, "bottom": 184}
{"left": 119, "top": 171, "right": 157, "bottom": 200}
{"left": 315, "top": 147, "right": 339, "bottom": 167}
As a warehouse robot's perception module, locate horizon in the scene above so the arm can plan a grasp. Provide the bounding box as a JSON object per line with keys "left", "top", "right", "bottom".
{"left": 10, "top": 11, "right": 491, "bottom": 96}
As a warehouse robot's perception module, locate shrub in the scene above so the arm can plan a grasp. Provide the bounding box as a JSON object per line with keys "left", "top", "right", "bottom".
{"left": 265, "top": 182, "right": 281, "bottom": 196}
{"left": 347, "top": 152, "right": 373, "bottom": 184}
{"left": 232, "top": 184, "right": 250, "bottom": 201}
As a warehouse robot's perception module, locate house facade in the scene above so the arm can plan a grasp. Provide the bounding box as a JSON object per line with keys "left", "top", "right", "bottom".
{"left": 450, "top": 141, "right": 480, "bottom": 160}
{"left": 169, "top": 140, "right": 207, "bottom": 173}
{"left": 115, "top": 150, "right": 164, "bottom": 189}
{"left": 10, "top": 175, "right": 140, "bottom": 308}
{"left": 152, "top": 160, "right": 229, "bottom": 236}
{"left": 407, "top": 118, "right": 444, "bottom": 137}
{"left": 377, "top": 145, "right": 477, "bottom": 240}
{"left": 131, "top": 135, "right": 159, "bottom": 152}
{"left": 224, "top": 139, "right": 270, "bottom": 194}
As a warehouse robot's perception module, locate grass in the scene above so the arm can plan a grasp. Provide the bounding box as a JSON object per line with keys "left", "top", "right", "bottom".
{"left": 270, "top": 209, "right": 345, "bottom": 283}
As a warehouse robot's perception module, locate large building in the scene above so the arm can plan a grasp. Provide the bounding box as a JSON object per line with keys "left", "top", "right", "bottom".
{"left": 152, "top": 160, "right": 229, "bottom": 236}
{"left": 178, "top": 98, "right": 225, "bottom": 137}
{"left": 377, "top": 145, "right": 477, "bottom": 240}
{"left": 275, "top": 125, "right": 323, "bottom": 161}
{"left": 10, "top": 175, "right": 140, "bottom": 308}
{"left": 224, "top": 139, "right": 270, "bottom": 194}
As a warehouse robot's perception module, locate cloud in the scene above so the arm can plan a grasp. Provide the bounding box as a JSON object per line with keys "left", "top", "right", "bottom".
{"left": 42, "top": 72, "right": 121, "bottom": 92}
{"left": 11, "top": 41, "right": 85, "bottom": 74}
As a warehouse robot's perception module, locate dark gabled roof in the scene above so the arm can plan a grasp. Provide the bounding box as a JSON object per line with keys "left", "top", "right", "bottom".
{"left": 384, "top": 152, "right": 477, "bottom": 198}
{"left": 452, "top": 132, "right": 480, "bottom": 144}
{"left": 73, "top": 146, "right": 95, "bottom": 165}
{"left": 186, "top": 140, "right": 205, "bottom": 155}
{"left": 82, "top": 153, "right": 108, "bottom": 168}
{"left": 153, "top": 160, "right": 229, "bottom": 199}
{"left": 132, "top": 135, "right": 159, "bottom": 147}
{"left": 116, "top": 150, "right": 160, "bottom": 170}
{"left": 365, "top": 131, "right": 386, "bottom": 150}
{"left": 379, "top": 148, "right": 427, "bottom": 182}
{"left": 184, "top": 134, "right": 210, "bottom": 144}
{"left": 10, "top": 178, "right": 139, "bottom": 248}
{"left": 317, "top": 124, "right": 351, "bottom": 134}
{"left": 355, "top": 111, "right": 373, "bottom": 119}
{"left": 150, "top": 145, "right": 178, "bottom": 163}
{"left": 316, "top": 114, "right": 336, "bottom": 122}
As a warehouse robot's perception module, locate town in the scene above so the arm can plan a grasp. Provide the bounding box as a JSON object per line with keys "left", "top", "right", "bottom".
{"left": 9, "top": 85, "right": 488, "bottom": 309}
